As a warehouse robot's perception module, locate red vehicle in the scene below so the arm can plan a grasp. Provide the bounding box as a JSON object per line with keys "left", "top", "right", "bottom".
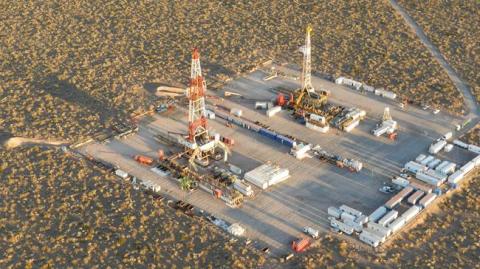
{"left": 291, "top": 238, "right": 311, "bottom": 253}
{"left": 134, "top": 155, "right": 154, "bottom": 166}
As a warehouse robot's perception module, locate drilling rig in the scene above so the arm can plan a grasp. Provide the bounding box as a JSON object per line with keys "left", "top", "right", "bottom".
{"left": 293, "top": 25, "right": 329, "bottom": 114}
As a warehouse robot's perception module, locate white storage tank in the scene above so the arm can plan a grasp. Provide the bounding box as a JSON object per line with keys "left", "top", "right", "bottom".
{"left": 255, "top": 101, "right": 268, "bottom": 110}
{"left": 378, "top": 210, "right": 398, "bottom": 226}
{"left": 368, "top": 206, "right": 388, "bottom": 223}
{"left": 328, "top": 206, "right": 342, "bottom": 218}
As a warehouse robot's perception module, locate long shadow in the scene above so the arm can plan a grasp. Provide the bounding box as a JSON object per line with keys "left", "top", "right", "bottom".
{"left": 40, "top": 74, "right": 126, "bottom": 124}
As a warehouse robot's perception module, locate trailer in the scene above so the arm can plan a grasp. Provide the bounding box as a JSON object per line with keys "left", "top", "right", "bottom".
{"left": 378, "top": 210, "right": 398, "bottom": 226}
{"left": 407, "top": 190, "right": 425, "bottom": 205}
{"left": 368, "top": 206, "right": 387, "bottom": 223}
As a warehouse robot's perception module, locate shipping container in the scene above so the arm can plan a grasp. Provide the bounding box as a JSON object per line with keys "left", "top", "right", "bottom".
{"left": 420, "top": 156, "right": 435, "bottom": 165}
{"left": 392, "top": 176, "right": 410, "bottom": 188}
{"left": 440, "top": 163, "right": 456, "bottom": 175}
{"left": 355, "top": 215, "right": 369, "bottom": 225}
{"left": 444, "top": 144, "right": 454, "bottom": 152}
{"left": 447, "top": 170, "right": 466, "bottom": 184}
{"left": 468, "top": 144, "right": 480, "bottom": 154}
{"left": 266, "top": 106, "right": 282, "bottom": 117}
{"left": 367, "top": 222, "right": 392, "bottom": 237}
{"left": 415, "top": 154, "right": 427, "bottom": 163}
{"left": 401, "top": 205, "right": 421, "bottom": 222}
{"left": 427, "top": 159, "right": 442, "bottom": 169}
{"left": 343, "top": 119, "right": 360, "bottom": 133}
{"left": 382, "top": 91, "right": 397, "bottom": 100}
{"left": 328, "top": 206, "right": 342, "bottom": 218}
{"left": 363, "top": 227, "right": 386, "bottom": 243}
{"left": 429, "top": 140, "right": 447, "bottom": 154}
{"left": 405, "top": 161, "right": 427, "bottom": 174}
{"left": 453, "top": 139, "right": 468, "bottom": 149}
{"left": 425, "top": 169, "right": 448, "bottom": 181}
{"left": 388, "top": 217, "right": 406, "bottom": 233}
{"left": 330, "top": 218, "right": 354, "bottom": 235}
{"left": 435, "top": 161, "right": 450, "bottom": 172}
{"left": 339, "top": 205, "right": 363, "bottom": 217}
{"left": 340, "top": 212, "right": 356, "bottom": 223}
{"left": 233, "top": 180, "right": 253, "bottom": 197}
{"left": 255, "top": 101, "right": 268, "bottom": 110}
{"left": 378, "top": 210, "right": 398, "bottom": 226}
{"left": 359, "top": 231, "right": 380, "bottom": 247}
{"left": 415, "top": 172, "right": 441, "bottom": 186}
{"left": 368, "top": 206, "right": 388, "bottom": 222}
{"left": 303, "top": 227, "right": 319, "bottom": 239}
{"left": 306, "top": 121, "right": 330, "bottom": 133}
{"left": 409, "top": 181, "right": 432, "bottom": 193}
{"left": 418, "top": 193, "right": 437, "bottom": 208}
{"left": 363, "top": 85, "right": 375, "bottom": 92}
{"left": 310, "top": 113, "right": 326, "bottom": 124}
{"left": 461, "top": 161, "right": 475, "bottom": 173}
{"left": 344, "top": 219, "right": 363, "bottom": 232}
{"left": 407, "top": 190, "right": 425, "bottom": 205}
{"left": 385, "top": 186, "right": 414, "bottom": 209}
{"left": 373, "top": 125, "right": 389, "bottom": 137}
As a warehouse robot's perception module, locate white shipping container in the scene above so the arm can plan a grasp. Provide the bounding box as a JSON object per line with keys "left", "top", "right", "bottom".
{"left": 427, "top": 159, "right": 442, "bottom": 169}
{"left": 388, "top": 217, "right": 406, "bottom": 233}
{"left": 447, "top": 170, "right": 466, "bottom": 184}
{"left": 378, "top": 210, "right": 398, "bottom": 226}
{"left": 363, "top": 227, "right": 386, "bottom": 243}
{"left": 401, "top": 205, "right": 421, "bottom": 222}
{"left": 310, "top": 113, "right": 326, "bottom": 124}
{"left": 403, "top": 161, "right": 427, "bottom": 175}
{"left": 461, "top": 161, "right": 475, "bottom": 174}
{"left": 369, "top": 206, "right": 388, "bottom": 222}
{"left": 328, "top": 206, "right": 342, "bottom": 218}
{"left": 359, "top": 231, "right": 380, "bottom": 247}
{"left": 330, "top": 218, "right": 354, "bottom": 235}
{"left": 255, "top": 101, "right": 268, "bottom": 110}
{"left": 340, "top": 212, "right": 356, "bottom": 223}
{"left": 420, "top": 156, "right": 435, "bottom": 165}
{"left": 468, "top": 144, "right": 480, "bottom": 154}
{"left": 344, "top": 219, "right": 363, "bottom": 232}
{"left": 343, "top": 119, "right": 360, "bottom": 133}
{"left": 355, "top": 215, "right": 369, "bottom": 225}
{"left": 363, "top": 85, "right": 375, "bottom": 92}
{"left": 335, "top": 77, "right": 344, "bottom": 84}
{"left": 444, "top": 144, "right": 454, "bottom": 152}
{"left": 374, "top": 89, "right": 382, "bottom": 96}
{"left": 440, "top": 163, "right": 456, "bottom": 175}
{"left": 382, "top": 91, "right": 397, "bottom": 100}
{"left": 453, "top": 139, "right": 468, "bottom": 149}
{"left": 340, "top": 205, "right": 363, "bottom": 217}
{"left": 435, "top": 161, "right": 450, "bottom": 172}
{"left": 367, "top": 222, "right": 392, "bottom": 237}
{"left": 415, "top": 154, "right": 427, "bottom": 163}
{"left": 419, "top": 193, "right": 437, "bottom": 208}
{"left": 392, "top": 176, "right": 410, "bottom": 188}
{"left": 429, "top": 140, "right": 447, "bottom": 154}
{"left": 416, "top": 172, "right": 441, "bottom": 186}
{"left": 266, "top": 106, "right": 282, "bottom": 117}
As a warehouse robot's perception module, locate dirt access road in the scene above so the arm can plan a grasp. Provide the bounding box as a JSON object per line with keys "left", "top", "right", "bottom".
{"left": 389, "top": 0, "right": 480, "bottom": 129}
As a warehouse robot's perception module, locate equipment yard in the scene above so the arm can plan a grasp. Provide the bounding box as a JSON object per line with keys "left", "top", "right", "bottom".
{"left": 77, "top": 63, "right": 476, "bottom": 255}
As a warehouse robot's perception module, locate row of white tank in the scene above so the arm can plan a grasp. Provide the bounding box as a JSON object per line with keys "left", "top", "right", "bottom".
{"left": 335, "top": 76, "right": 396, "bottom": 99}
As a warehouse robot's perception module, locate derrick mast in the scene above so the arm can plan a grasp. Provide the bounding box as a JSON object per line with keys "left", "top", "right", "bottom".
{"left": 302, "top": 25, "right": 314, "bottom": 93}
{"left": 187, "top": 48, "right": 209, "bottom": 144}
